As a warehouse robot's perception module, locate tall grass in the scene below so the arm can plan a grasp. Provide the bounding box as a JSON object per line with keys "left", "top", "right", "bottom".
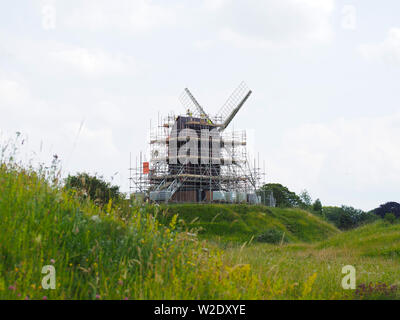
{"left": 0, "top": 155, "right": 315, "bottom": 300}
{"left": 0, "top": 138, "right": 398, "bottom": 300}
{"left": 223, "top": 222, "right": 400, "bottom": 299}
{"left": 0, "top": 160, "right": 235, "bottom": 299}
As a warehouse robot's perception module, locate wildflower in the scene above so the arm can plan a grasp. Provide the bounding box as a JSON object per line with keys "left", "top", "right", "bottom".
{"left": 8, "top": 285, "right": 16, "bottom": 291}
{"left": 42, "top": 296, "right": 48, "bottom": 300}
{"left": 118, "top": 280, "right": 123, "bottom": 286}
{"left": 95, "top": 294, "right": 101, "bottom": 300}
{"left": 50, "top": 259, "right": 55, "bottom": 264}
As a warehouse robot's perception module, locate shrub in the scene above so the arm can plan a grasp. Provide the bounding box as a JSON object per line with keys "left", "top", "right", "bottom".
{"left": 384, "top": 213, "right": 396, "bottom": 224}
{"left": 323, "top": 206, "right": 378, "bottom": 230}
{"left": 64, "top": 173, "right": 122, "bottom": 207}
{"left": 374, "top": 202, "right": 400, "bottom": 219}
{"left": 256, "top": 229, "right": 288, "bottom": 244}
{"left": 312, "top": 199, "right": 322, "bottom": 215}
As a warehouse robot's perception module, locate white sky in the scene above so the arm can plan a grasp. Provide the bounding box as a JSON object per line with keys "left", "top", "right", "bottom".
{"left": 1, "top": 0, "right": 399, "bottom": 210}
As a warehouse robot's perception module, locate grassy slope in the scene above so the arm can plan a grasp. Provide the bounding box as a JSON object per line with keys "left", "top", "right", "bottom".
{"left": 158, "top": 204, "right": 339, "bottom": 243}
{"left": 223, "top": 221, "right": 400, "bottom": 299}
{"left": 1, "top": 162, "right": 399, "bottom": 299}
{"left": 0, "top": 165, "right": 266, "bottom": 299}
{"left": 318, "top": 220, "right": 400, "bottom": 258}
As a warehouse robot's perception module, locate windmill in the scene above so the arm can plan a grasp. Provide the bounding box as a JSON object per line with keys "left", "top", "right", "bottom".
{"left": 146, "top": 82, "right": 260, "bottom": 204}
{"left": 179, "top": 81, "right": 252, "bottom": 131}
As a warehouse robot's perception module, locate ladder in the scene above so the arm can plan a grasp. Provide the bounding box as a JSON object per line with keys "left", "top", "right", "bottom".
{"left": 153, "top": 165, "right": 188, "bottom": 202}
{"left": 164, "top": 165, "right": 189, "bottom": 202}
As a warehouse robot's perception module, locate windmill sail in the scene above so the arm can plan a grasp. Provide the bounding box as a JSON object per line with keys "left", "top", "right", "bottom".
{"left": 180, "top": 88, "right": 213, "bottom": 123}
{"left": 216, "top": 82, "right": 252, "bottom": 131}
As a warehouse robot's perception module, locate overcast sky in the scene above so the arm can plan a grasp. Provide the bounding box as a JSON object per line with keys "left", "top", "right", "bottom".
{"left": 1, "top": 0, "right": 399, "bottom": 210}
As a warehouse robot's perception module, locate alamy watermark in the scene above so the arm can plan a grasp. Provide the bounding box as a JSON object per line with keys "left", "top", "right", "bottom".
{"left": 341, "top": 265, "right": 356, "bottom": 290}
{"left": 341, "top": 5, "right": 357, "bottom": 30}
{"left": 41, "top": 265, "right": 56, "bottom": 290}
{"left": 168, "top": 128, "right": 236, "bottom": 165}
{"left": 41, "top": 0, "right": 56, "bottom": 30}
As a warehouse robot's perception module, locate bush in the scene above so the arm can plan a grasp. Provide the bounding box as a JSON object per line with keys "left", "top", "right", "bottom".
{"left": 256, "top": 229, "right": 288, "bottom": 244}
{"left": 312, "top": 199, "right": 322, "bottom": 215}
{"left": 373, "top": 202, "right": 400, "bottom": 219}
{"left": 323, "top": 206, "right": 378, "bottom": 230}
{"left": 64, "top": 173, "right": 122, "bottom": 207}
{"left": 384, "top": 213, "right": 396, "bottom": 224}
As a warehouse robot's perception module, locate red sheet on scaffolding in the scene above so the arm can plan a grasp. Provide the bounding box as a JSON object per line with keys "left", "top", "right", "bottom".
{"left": 143, "top": 162, "right": 149, "bottom": 174}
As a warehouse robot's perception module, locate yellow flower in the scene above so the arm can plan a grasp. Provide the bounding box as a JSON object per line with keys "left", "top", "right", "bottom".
{"left": 302, "top": 273, "right": 317, "bottom": 298}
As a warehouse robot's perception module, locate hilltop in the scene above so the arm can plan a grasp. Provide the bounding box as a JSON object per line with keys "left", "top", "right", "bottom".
{"left": 156, "top": 204, "right": 339, "bottom": 243}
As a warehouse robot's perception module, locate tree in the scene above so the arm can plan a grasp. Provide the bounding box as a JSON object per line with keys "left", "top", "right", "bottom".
{"left": 299, "top": 190, "right": 312, "bottom": 208}
{"left": 323, "top": 205, "right": 378, "bottom": 230}
{"left": 384, "top": 213, "right": 396, "bottom": 224}
{"left": 312, "top": 199, "right": 322, "bottom": 215}
{"left": 64, "top": 173, "right": 122, "bottom": 207}
{"left": 260, "top": 183, "right": 302, "bottom": 208}
{"left": 373, "top": 202, "right": 400, "bottom": 219}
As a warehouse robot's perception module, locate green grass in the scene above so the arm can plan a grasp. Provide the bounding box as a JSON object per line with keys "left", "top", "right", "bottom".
{"left": 0, "top": 163, "right": 263, "bottom": 299}
{"left": 318, "top": 220, "right": 400, "bottom": 258}
{"left": 1, "top": 158, "right": 399, "bottom": 300}
{"left": 222, "top": 221, "right": 400, "bottom": 299}
{"left": 156, "top": 204, "right": 339, "bottom": 243}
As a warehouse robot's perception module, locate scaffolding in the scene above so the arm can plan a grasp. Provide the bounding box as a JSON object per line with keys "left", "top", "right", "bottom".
{"left": 129, "top": 83, "right": 271, "bottom": 204}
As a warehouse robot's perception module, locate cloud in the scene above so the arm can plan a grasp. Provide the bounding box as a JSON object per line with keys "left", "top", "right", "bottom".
{"left": 268, "top": 113, "right": 400, "bottom": 210}
{"left": 207, "top": 0, "right": 335, "bottom": 49}
{"left": 0, "top": 78, "right": 30, "bottom": 105}
{"left": 2, "top": 33, "right": 136, "bottom": 77}
{"left": 0, "top": 72, "right": 122, "bottom": 180}
{"left": 203, "top": 0, "right": 229, "bottom": 11}
{"left": 63, "top": 0, "right": 177, "bottom": 33}
{"left": 192, "top": 39, "right": 214, "bottom": 50}
{"left": 359, "top": 28, "right": 400, "bottom": 65}
{"left": 49, "top": 46, "right": 135, "bottom": 76}
{"left": 64, "top": 121, "right": 120, "bottom": 161}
